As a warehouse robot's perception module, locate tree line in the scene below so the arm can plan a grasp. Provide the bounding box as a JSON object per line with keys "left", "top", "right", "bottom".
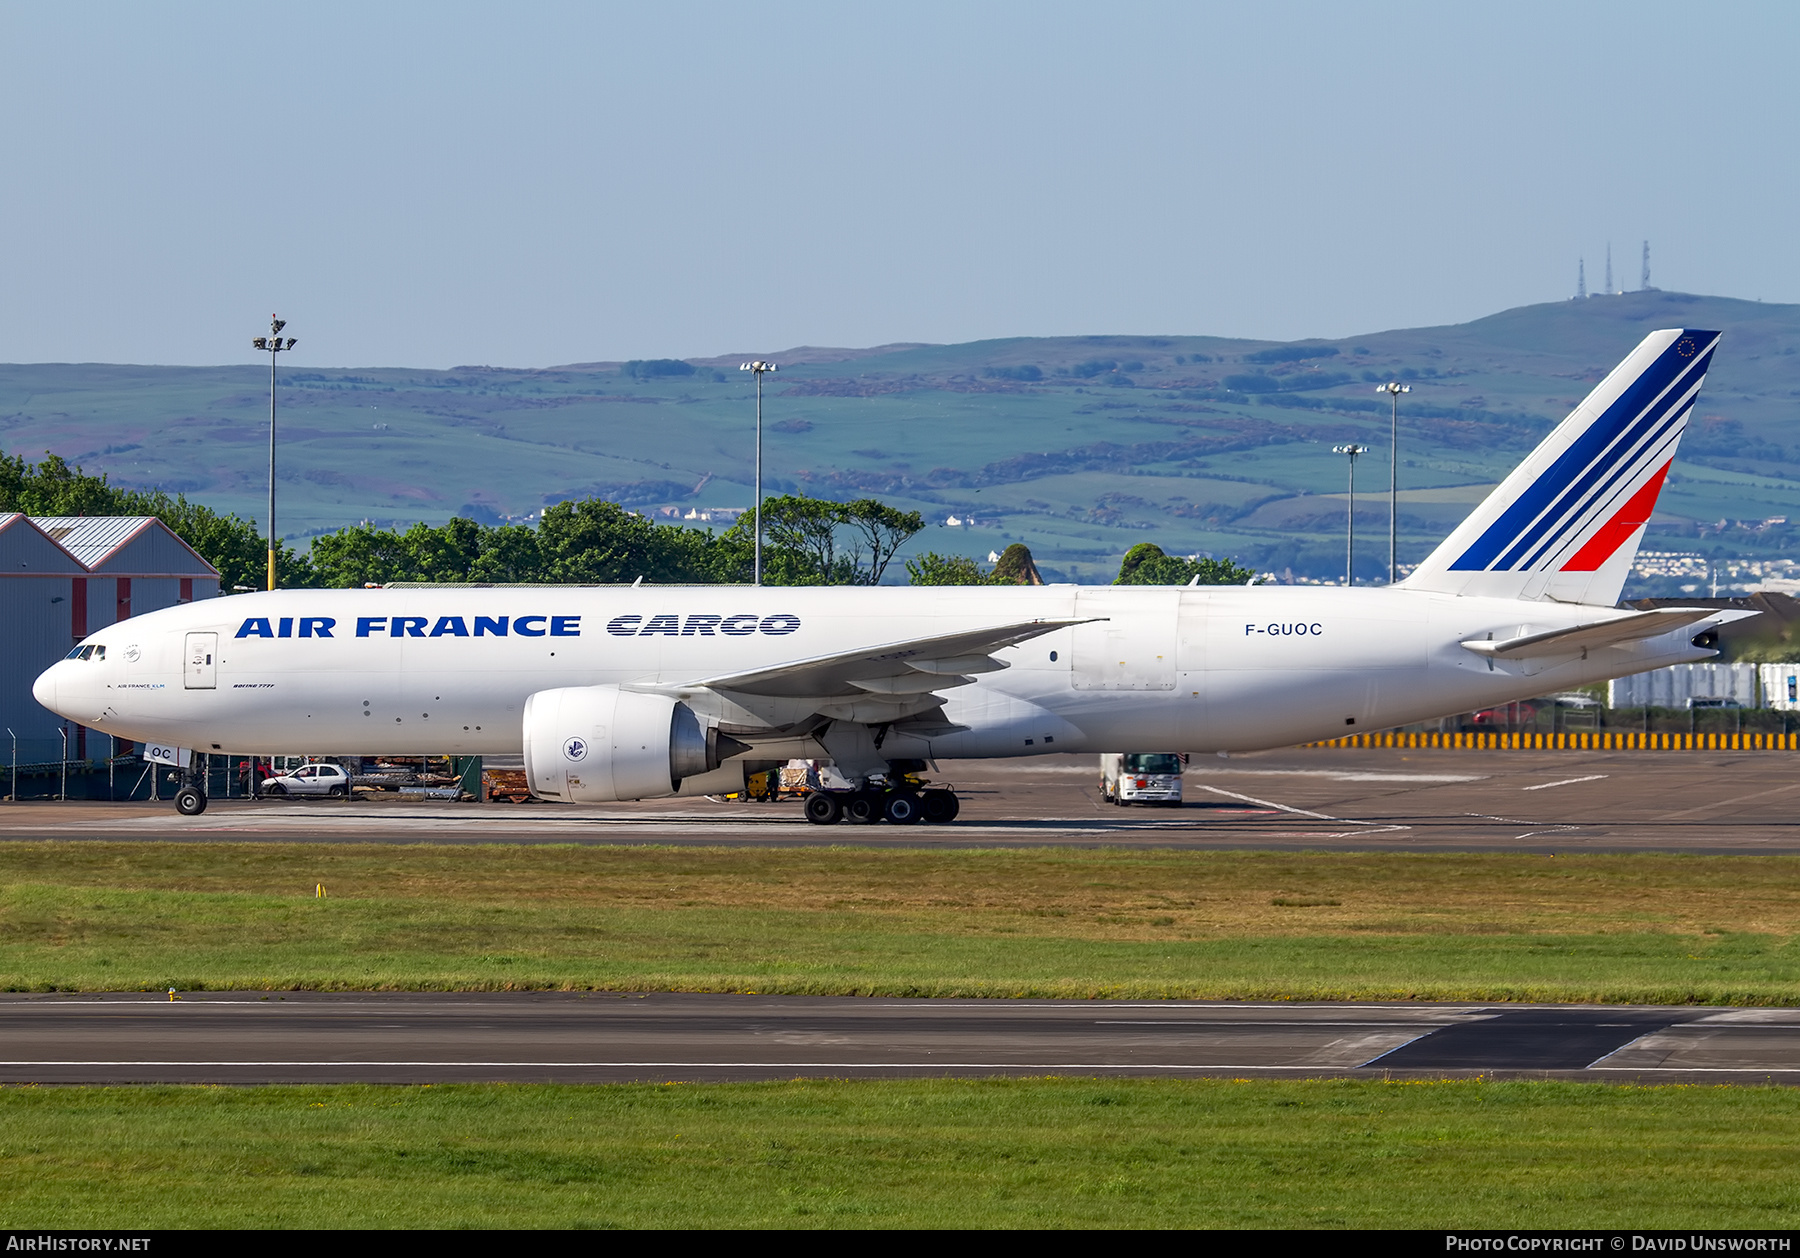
{"left": 0, "top": 451, "right": 1255, "bottom": 588}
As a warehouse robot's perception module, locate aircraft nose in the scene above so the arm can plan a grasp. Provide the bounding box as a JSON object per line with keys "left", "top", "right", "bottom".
{"left": 32, "top": 663, "right": 62, "bottom": 716}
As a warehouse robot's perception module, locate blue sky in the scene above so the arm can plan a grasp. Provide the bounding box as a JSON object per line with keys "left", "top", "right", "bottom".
{"left": 0, "top": 1, "right": 1792, "bottom": 367}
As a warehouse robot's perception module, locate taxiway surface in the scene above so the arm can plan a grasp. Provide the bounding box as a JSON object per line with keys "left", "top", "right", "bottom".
{"left": 9, "top": 748, "right": 1800, "bottom": 851}
{"left": 4, "top": 993, "right": 1797, "bottom": 1084}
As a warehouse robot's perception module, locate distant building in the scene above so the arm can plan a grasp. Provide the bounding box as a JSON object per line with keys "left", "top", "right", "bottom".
{"left": 0, "top": 516, "right": 219, "bottom": 766}
{"left": 1760, "top": 664, "right": 1800, "bottom": 711}
{"left": 1606, "top": 663, "right": 1758, "bottom": 709}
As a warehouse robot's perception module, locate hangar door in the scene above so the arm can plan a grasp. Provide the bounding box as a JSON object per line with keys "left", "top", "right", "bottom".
{"left": 184, "top": 632, "right": 217, "bottom": 690}
{"left": 1069, "top": 590, "right": 1178, "bottom": 690}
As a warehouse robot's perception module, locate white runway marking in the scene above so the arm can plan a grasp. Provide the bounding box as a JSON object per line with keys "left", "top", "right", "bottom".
{"left": 1661, "top": 781, "right": 1800, "bottom": 819}
{"left": 1195, "top": 784, "right": 1411, "bottom": 834}
{"left": 1521, "top": 775, "right": 1607, "bottom": 791}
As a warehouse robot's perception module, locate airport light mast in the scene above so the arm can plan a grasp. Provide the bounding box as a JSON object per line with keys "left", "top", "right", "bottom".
{"left": 251, "top": 316, "right": 297, "bottom": 591}
{"left": 739, "top": 360, "right": 777, "bottom": 585}
{"left": 1377, "top": 381, "right": 1410, "bottom": 584}
{"left": 1333, "top": 443, "right": 1370, "bottom": 587}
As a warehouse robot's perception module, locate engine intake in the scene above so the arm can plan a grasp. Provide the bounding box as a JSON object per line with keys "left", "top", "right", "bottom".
{"left": 522, "top": 686, "right": 748, "bottom": 802}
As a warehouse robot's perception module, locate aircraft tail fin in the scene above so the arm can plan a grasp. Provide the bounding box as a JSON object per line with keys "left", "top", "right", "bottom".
{"left": 1403, "top": 328, "right": 1719, "bottom": 604}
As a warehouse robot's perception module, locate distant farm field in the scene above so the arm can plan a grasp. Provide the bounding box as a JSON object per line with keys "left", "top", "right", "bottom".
{"left": 3, "top": 843, "right": 1798, "bottom": 1003}
{"left": 2, "top": 1078, "right": 1797, "bottom": 1228}
{"left": 4, "top": 290, "right": 1796, "bottom": 583}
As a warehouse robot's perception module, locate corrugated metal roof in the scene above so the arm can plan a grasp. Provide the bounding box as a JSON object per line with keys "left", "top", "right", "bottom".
{"left": 29, "top": 517, "right": 157, "bottom": 569}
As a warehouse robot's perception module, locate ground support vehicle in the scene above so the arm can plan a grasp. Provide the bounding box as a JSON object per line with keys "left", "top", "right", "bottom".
{"left": 1100, "top": 752, "right": 1184, "bottom": 806}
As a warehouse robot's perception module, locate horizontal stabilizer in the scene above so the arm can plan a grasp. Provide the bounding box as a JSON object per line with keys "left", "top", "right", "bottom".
{"left": 1460, "top": 607, "right": 1749, "bottom": 659}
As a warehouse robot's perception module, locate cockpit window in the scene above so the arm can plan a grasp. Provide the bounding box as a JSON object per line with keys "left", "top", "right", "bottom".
{"left": 64, "top": 644, "right": 107, "bottom": 661}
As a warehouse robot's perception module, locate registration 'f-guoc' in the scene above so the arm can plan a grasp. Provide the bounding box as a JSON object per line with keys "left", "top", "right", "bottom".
{"left": 35, "top": 329, "right": 1746, "bottom": 822}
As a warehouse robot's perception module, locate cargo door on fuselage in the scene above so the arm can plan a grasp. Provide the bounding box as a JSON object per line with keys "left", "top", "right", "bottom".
{"left": 1070, "top": 590, "right": 1178, "bottom": 691}
{"left": 1176, "top": 589, "right": 1210, "bottom": 744}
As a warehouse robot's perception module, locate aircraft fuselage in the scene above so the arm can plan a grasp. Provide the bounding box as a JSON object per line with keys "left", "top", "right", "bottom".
{"left": 33, "top": 583, "right": 1716, "bottom": 763}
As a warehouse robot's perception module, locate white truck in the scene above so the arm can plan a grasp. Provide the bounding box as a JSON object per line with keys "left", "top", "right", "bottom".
{"left": 1099, "top": 753, "right": 1185, "bottom": 806}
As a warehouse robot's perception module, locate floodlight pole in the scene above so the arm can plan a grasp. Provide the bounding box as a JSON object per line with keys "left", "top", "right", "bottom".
{"left": 252, "top": 316, "right": 298, "bottom": 590}
{"left": 1377, "top": 382, "right": 1410, "bottom": 584}
{"left": 1333, "top": 443, "right": 1370, "bottom": 587}
{"left": 739, "top": 360, "right": 777, "bottom": 585}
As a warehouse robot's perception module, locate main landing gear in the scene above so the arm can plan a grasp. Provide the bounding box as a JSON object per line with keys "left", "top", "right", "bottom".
{"left": 802, "top": 786, "right": 960, "bottom": 826}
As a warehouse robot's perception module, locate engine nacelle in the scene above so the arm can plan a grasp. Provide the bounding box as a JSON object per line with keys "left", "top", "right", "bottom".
{"left": 523, "top": 686, "right": 740, "bottom": 802}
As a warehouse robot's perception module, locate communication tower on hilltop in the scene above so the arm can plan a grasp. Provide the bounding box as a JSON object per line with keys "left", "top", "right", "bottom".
{"left": 1641, "top": 240, "right": 1652, "bottom": 290}
{"left": 1576, "top": 259, "right": 1587, "bottom": 299}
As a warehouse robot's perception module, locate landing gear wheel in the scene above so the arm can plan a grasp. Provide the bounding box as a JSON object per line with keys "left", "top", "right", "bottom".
{"left": 803, "top": 791, "right": 843, "bottom": 826}
{"left": 920, "top": 789, "right": 959, "bottom": 824}
{"left": 844, "top": 791, "right": 881, "bottom": 825}
{"left": 883, "top": 791, "right": 922, "bottom": 826}
{"left": 174, "top": 786, "right": 207, "bottom": 817}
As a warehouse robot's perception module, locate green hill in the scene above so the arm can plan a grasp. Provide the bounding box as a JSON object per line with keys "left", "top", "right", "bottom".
{"left": 2, "top": 290, "right": 1795, "bottom": 583}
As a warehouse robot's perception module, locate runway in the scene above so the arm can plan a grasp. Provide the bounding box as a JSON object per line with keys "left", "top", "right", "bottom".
{"left": 4, "top": 992, "right": 1798, "bottom": 1084}
{"left": 10, "top": 748, "right": 1800, "bottom": 851}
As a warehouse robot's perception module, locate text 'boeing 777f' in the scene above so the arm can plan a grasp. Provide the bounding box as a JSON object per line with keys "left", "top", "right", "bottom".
{"left": 34, "top": 328, "right": 1746, "bottom": 820}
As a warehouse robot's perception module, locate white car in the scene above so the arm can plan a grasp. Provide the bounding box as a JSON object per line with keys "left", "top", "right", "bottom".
{"left": 261, "top": 763, "right": 352, "bottom": 798}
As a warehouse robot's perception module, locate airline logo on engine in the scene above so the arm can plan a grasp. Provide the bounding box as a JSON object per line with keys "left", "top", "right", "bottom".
{"left": 232, "top": 612, "right": 804, "bottom": 640}
{"left": 563, "top": 737, "right": 588, "bottom": 762}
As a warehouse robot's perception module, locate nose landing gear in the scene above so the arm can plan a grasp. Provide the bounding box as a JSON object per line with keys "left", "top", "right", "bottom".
{"left": 173, "top": 753, "right": 208, "bottom": 816}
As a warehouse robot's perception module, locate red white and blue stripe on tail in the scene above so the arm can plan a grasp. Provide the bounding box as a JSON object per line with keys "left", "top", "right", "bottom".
{"left": 1405, "top": 328, "right": 1719, "bottom": 605}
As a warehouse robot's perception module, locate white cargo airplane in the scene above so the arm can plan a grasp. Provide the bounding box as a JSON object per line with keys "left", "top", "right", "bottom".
{"left": 36, "top": 328, "right": 1745, "bottom": 822}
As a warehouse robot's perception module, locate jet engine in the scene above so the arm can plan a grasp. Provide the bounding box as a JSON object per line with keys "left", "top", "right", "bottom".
{"left": 522, "top": 686, "right": 747, "bottom": 802}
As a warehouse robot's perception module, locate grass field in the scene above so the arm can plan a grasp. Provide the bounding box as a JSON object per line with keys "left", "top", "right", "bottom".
{"left": 4, "top": 843, "right": 1799, "bottom": 1002}
{"left": 1, "top": 1078, "right": 1796, "bottom": 1228}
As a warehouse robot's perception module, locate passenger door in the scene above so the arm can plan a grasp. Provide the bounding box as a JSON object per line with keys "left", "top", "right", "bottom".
{"left": 184, "top": 632, "right": 217, "bottom": 690}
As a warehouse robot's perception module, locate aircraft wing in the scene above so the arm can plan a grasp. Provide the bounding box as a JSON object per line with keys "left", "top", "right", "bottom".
{"left": 1459, "top": 607, "right": 1751, "bottom": 659}
{"left": 683, "top": 618, "right": 1092, "bottom": 700}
